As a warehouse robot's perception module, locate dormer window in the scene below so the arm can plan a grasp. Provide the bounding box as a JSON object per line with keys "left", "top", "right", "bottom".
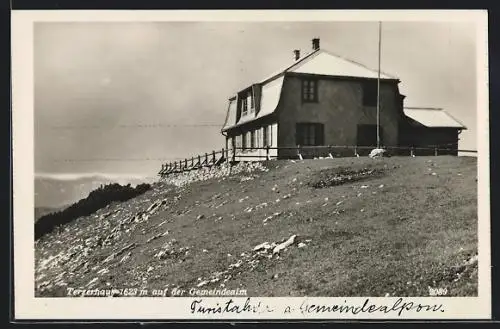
{"left": 241, "top": 97, "right": 248, "bottom": 116}
{"left": 240, "top": 90, "right": 255, "bottom": 117}
{"left": 249, "top": 92, "right": 254, "bottom": 112}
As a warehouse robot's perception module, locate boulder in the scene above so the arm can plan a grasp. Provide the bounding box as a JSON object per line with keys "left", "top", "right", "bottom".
{"left": 369, "top": 148, "right": 387, "bottom": 158}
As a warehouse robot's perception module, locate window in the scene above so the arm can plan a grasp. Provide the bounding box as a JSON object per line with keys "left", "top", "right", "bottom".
{"left": 241, "top": 133, "right": 246, "bottom": 150}
{"left": 362, "top": 81, "right": 378, "bottom": 106}
{"left": 256, "top": 128, "right": 261, "bottom": 148}
{"left": 296, "top": 123, "right": 324, "bottom": 146}
{"left": 243, "top": 132, "right": 251, "bottom": 151}
{"left": 302, "top": 79, "right": 318, "bottom": 102}
{"left": 241, "top": 97, "right": 248, "bottom": 116}
{"left": 240, "top": 90, "right": 254, "bottom": 116}
{"left": 235, "top": 135, "right": 242, "bottom": 149}
{"left": 263, "top": 126, "right": 272, "bottom": 147}
{"left": 249, "top": 92, "right": 254, "bottom": 112}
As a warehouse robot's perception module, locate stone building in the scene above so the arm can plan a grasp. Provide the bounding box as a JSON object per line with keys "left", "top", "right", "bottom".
{"left": 221, "top": 38, "right": 466, "bottom": 159}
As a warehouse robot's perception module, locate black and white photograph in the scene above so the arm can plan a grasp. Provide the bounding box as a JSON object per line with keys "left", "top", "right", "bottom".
{"left": 12, "top": 10, "right": 490, "bottom": 320}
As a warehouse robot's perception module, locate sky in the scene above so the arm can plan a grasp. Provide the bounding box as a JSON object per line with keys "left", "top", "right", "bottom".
{"left": 34, "top": 21, "right": 478, "bottom": 177}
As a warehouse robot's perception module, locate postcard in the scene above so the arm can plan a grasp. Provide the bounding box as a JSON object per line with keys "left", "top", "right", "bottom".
{"left": 12, "top": 9, "right": 490, "bottom": 320}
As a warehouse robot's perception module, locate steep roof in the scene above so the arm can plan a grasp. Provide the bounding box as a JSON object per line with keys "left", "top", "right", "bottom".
{"left": 222, "top": 48, "right": 399, "bottom": 132}
{"left": 403, "top": 107, "right": 467, "bottom": 129}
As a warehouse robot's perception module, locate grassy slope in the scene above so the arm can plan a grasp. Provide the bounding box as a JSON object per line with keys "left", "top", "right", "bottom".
{"left": 35, "top": 156, "right": 478, "bottom": 297}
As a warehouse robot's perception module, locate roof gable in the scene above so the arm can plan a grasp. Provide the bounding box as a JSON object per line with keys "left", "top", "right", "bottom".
{"left": 258, "top": 48, "right": 398, "bottom": 87}
{"left": 222, "top": 47, "right": 400, "bottom": 132}
{"left": 292, "top": 50, "right": 397, "bottom": 80}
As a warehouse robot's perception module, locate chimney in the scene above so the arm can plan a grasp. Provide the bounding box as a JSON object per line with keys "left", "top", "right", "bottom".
{"left": 293, "top": 49, "right": 300, "bottom": 61}
{"left": 312, "top": 38, "right": 320, "bottom": 50}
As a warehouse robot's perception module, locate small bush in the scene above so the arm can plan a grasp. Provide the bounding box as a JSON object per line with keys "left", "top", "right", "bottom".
{"left": 35, "top": 182, "right": 151, "bottom": 240}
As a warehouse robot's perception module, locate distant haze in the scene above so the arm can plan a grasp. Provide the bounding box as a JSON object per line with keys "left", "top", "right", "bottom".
{"left": 35, "top": 21, "right": 478, "bottom": 177}
{"left": 34, "top": 173, "right": 158, "bottom": 208}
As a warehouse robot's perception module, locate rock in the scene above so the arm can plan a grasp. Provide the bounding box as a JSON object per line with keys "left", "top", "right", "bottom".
{"left": 298, "top": 242, "right": 307, "bottom": 248}
{"left": 97, "top": 268, "right": 109, "bottom": 275}
{"left": 253, "top": 242, "right": 272, "bottom": 251}
{"left": 369, "top": 148, "right": 387, "bottom": 158}
{"left": 197, "top": 280, "right": 208, "bottom": 287}
{"left": 196, "top": 214, "right": 205, "bottom": 220}
{"left": 273, "top": 234, "right": 297, "bottom": 254}
{"left": 120, "top": 252, "right": 132, "bottom": 263}
{"left": 86, "top": 277, "right": 99, "bottom": 287}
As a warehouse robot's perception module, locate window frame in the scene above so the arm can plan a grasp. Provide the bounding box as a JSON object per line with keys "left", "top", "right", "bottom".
{"left": 301, "top": 78, "right": 319, "bottom": 103}
{"left": 241, "top": 97, "right": 248, "bottom": 116}
{"left": 241, "top": 133, "right": 247, "bottom": 151}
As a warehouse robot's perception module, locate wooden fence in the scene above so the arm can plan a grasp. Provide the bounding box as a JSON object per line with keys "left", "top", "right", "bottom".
{"left": 157, "top": 144, "right": 477, "bottom": 177}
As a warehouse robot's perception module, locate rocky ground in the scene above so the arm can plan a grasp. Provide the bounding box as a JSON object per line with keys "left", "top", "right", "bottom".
{"left": 35, "top": 157, "right": 478, "bottom": 297}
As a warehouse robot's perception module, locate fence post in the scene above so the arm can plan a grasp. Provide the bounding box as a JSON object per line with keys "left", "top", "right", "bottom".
{"left": 266, "top": 145, "right": 270, "bottom": 161}
{"left": 191, "top": 157, "right": 194, "bottom": 167}
{"left": 434, "top": 147, "right": 438, "bottom": 156}
{"left": 232, "top": 147, "right": 236, "bottom": 163}
{"left": 197, "top": 155, "right": 201, "bottom": 167}
{"left": 184, "top": 158, "right": 187, "bottom": 169}
{"left": 410, "top": 147, "right": 414, "bottom": 157}
{"left": 354, "top": 146, "right": 358, "bottom": 157}
{"left": 297, "top": 145, "right": 303, "bottom": 161}
{"left": 212, "top": 150, "right": 216, "bottom": 164}
{"left": 205, "top": 152, "right": 208, "bottom": 165}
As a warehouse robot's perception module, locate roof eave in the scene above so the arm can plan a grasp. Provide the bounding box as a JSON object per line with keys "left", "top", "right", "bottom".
{"left": 221, "top": 112, "right": 276, "bottom": 132}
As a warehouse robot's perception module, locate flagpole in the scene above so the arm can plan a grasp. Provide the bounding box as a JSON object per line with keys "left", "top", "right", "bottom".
{"left": 376, "top": 21, "right": 381, "bottom": 149}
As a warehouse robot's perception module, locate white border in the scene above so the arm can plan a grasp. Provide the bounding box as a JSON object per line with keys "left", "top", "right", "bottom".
{"left": 12, "top": 10, "right": 490, "bottom": 320}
